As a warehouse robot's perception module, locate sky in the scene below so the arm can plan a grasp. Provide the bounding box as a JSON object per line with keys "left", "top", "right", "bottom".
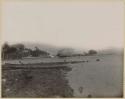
{"left": 1, "top": 1, "right": 124, "bottom": 50}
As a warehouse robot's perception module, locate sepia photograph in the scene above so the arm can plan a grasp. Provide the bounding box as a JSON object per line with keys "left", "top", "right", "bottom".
{"left": 1, "top": 0, "right": 124, "bottom": 98}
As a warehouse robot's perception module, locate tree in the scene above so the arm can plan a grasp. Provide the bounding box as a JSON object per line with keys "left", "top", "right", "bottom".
{"left": 2, "top": 43, "right": 10, "bottom": 59}
{"left": 57, "top": 48, "right": 74, "bottom": 57}
{"left": 12, "top": 44, "right": 25, "bottom": 51}
{"left": 2, "top": 43, "right": 10, "bottom": 52}
{"left": 88, "top": 50, "right": 97, "bottom": 55}
{"left": 31, "top": 46, "right": 49, "bottom": 57}
{"left": 2, "top": 43, "right": 25, "bottom": 59}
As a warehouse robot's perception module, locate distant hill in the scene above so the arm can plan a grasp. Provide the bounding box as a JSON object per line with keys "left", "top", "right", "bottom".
{"left": 98, "top": 48, "right": 123, "bottom": 55}
{"left": 23, "top": 43, "right": 124, "bottom": 56}
{"left": 23, "top": 42, "right": 61, "bottom": 55}
{"left": 3, "top": 42, "right": 123, "bottom": 56}
{"left": 23, "top": 43, "right": 87, "bottom": 56}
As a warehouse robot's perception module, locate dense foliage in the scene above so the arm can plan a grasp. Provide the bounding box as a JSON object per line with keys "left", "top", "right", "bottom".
{"left": 2, "top": 43, "right": 50, "bottom": 60}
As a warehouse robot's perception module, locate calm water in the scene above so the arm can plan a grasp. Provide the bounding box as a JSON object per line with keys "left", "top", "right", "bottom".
{"left": 66, "top": 54, "right": 123, "bottom": 97}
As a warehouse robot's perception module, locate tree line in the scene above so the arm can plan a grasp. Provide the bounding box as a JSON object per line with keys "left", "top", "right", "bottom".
{"left": 1, "top": 43, "right": 49, "bottom": 60}
{"left": 2, "top": 43, "right": 97, "bottom": 60}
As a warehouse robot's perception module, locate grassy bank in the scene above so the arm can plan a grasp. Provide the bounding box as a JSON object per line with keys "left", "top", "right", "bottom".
{"left": 2, "top": 66, "right": 74, "bottom": 97}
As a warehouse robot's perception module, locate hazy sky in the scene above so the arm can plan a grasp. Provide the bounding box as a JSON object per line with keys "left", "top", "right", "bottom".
{"left": 2, "top": 1, "right": 124, "bottom": 50}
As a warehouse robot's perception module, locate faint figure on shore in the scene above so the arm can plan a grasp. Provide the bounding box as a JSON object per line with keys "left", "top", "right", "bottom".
{"left": 78, "top": 86, "right": 83, "bottom": 94}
